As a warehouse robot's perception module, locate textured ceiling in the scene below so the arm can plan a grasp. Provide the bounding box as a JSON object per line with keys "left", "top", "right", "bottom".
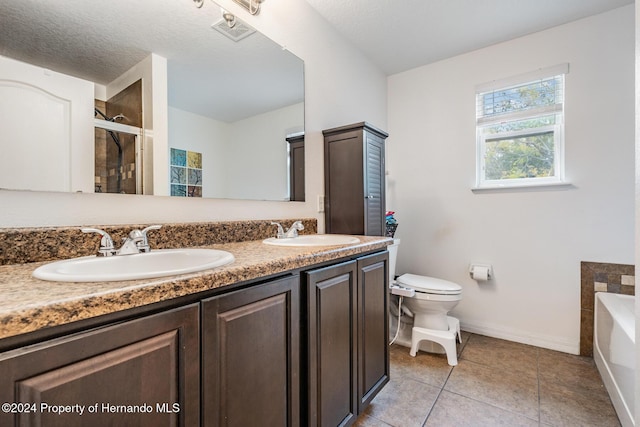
{"left": 304, "top": 0, "right": 634, "bottom": 75}
{"left": 0, "top": 0, "right": 303, "bottom": 122}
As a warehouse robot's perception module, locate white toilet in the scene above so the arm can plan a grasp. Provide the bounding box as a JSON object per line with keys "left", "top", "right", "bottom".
{"left": 388, "top": 239, "right": 462, "bottom": 365}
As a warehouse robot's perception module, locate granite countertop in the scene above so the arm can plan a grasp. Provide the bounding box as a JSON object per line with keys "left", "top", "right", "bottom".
{"left": 0, "top": 236, "right": 391, "bottom": 341}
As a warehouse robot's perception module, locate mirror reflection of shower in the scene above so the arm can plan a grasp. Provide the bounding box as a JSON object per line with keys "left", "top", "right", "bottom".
{"left": 94, "top": 108, "right": 125, "bottom": 193}
{"left": 94, "top": 80, "right": 143, "bottom": 194}
{"left": 94, "top": 109, "right": 142, "bottom": 194}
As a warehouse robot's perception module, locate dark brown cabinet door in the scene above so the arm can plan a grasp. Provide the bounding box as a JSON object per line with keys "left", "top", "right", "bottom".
{"left": 357, "top": 252, "right": 389, "bottom": 410}
{"left": 323, "top": 122, "right": 388, "bottom": 236}
{"left": 304, "top": 253, "right": 389, "bottom": 427}
{"left": 0, "top": 304, "right": 200, "bottom": 427}
{"left": 287, "top": 133, "right": 305, "bottom": 202}
{"left": 201, "top": 275, "right": 300, "bottom": 427}
{"left": 305, "top": 260, "right": 358, "bottom": 427}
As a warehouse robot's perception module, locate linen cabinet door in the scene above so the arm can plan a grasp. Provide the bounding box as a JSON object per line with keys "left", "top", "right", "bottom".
{"left": 201, "top": 275, "right": 300, "bottom": 427}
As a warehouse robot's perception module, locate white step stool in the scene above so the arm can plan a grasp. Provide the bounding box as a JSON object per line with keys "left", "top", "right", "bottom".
{"left": 409, "top": 316, "right": 461, "bottom": 366}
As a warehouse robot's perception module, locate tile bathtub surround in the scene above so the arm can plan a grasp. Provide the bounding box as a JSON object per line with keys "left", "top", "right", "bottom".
{"left": 0, "top": 218, "right": 317, "bottom": 265}
{"left": 580, "top": 261, "right": 635, "bottom": 357}
{"left": 356, "top": 334, "right": 620, "bottom": 427}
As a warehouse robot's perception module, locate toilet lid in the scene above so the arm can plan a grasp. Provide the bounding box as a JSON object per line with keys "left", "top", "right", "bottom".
{"left": 396, "top": 273, "right": 462, "bottom": 295}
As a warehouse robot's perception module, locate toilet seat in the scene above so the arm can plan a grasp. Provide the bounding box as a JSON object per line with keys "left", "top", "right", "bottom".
{"left": 396, "top": 273, "right": 462, "bottom": 295}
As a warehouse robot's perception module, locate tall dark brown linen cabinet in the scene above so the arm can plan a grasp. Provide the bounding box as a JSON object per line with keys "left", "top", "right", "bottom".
{"left": 323, "top": 122, "right": 389, "bottom": 236}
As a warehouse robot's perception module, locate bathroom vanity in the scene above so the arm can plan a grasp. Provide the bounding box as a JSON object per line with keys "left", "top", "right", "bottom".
{"left": 0, "top": 221, "right": 390, "bottom": 427}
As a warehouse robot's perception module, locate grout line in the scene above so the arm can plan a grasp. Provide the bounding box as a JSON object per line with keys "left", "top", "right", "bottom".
{"left": 536, "top": 346, "right": 541, "bottom": 424}
{"left": 420, "top": 333, "right": 469, "bottom": 427}
{"left": 421, "top": 385, "right": 445, "bottom": 427}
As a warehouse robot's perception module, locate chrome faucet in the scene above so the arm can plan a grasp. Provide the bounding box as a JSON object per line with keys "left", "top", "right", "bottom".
{"left": 285, "top": 220, "right": 304, "bottom": 238}
{"left": 270, "top": 222, "right": 285, "bottom": 239}
{"left": 81, "top": 228, "right": 116, "bottom": 257}
{"left": 271, "top": 221, "right": 304, "bottom": 239}
{"left": 82, "top": 225, "right": 162, "bottom": 256}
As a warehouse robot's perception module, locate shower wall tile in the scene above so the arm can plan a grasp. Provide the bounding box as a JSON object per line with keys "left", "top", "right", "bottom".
{"left": 593, "top": 282, "right": 607, "bottom": 292}
{"left": 106, "top": 81, "right": 141, "bottom": 194}
{"left": 106, "top": 79, "right": 142, "bottom": 128}
{"left": 621, "top": 275, "right": 635, "bottom": 286}
{"left": 580, "top": 261, "right": 634, "bottom": 357}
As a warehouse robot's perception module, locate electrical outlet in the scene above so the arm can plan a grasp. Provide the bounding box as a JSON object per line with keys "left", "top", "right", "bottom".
{"left": 317, "top": 195, "right": 325, "bottom": 213}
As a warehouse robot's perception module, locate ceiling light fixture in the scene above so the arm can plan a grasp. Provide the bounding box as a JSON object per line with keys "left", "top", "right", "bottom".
{"left": 193, "top": 0, "right": 204, "bottom": 8}
{"left": 232, "top": 0, "right": 265, "bottom": 16}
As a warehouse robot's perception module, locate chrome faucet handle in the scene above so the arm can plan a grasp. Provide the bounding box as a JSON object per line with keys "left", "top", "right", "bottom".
{"left": 117, "top": 229, "right": 144, "bottom": 255}
{"left": 138, "top": 225, "right": 162, "bottom": 252}
{"left": 81, "top": 228, "right": 116, "bottom": 257}
{"left": 141, "top": 224, "right": 162, "bottom": 235}
{"left": 271, "top": 222, "right": 285, "bottom": 239}
{"left": 284, "top": 221, "right": 304, "bottom": 238}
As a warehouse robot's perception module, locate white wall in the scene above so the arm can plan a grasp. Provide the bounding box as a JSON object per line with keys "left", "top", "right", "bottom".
{"left": 634, "top": 1, "right": 639, "bottom": 423}
{"left": 169, "top": 103, "right": 303, "bottom": 200}
{"left": 0, "top": 0, "right": 387, "bottom": 228}
{"left": 168, "top": 107, "right": 229, "bottom": 198}
{"left": 226, "top": 103, "right": 303, "bottom": 201}
{"left": 388, "top": 6, "right": 635, "bottom": 353}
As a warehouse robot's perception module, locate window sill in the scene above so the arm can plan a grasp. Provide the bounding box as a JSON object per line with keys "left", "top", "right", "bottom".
{"left": 471, "top": 182, "right": 574, "bottom": 194}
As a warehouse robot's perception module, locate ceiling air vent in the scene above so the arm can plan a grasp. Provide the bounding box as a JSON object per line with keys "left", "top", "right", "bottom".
{"left": 211, "top": 18, "right": 256, "bottom": 42}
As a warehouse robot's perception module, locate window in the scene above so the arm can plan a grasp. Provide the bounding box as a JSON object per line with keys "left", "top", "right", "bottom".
{"left": 475, "top": 64, "right": 568, "bottom": 189}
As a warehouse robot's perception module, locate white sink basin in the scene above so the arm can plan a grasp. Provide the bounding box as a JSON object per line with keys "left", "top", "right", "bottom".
{"left": 32, "top": 248, "right": 235, "bottom": 282}
{"left": 263, "top": 234, "right": 360, "bottom": 247}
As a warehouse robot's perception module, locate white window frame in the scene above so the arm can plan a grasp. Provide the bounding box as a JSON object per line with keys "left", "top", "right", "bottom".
{"left": 474, "top": 64, "right": 569, "bottom": 190}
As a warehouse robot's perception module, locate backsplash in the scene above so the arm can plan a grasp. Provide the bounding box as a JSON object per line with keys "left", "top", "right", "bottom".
{"left": 580, "top": 261, "right": 635, "bottom": 356}
{"left": 0, "top": 219, "right": 317, "bottom": 265}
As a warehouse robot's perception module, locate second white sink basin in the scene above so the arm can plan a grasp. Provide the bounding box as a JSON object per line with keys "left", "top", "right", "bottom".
{"left": 263, "top": 234, "right": 360, "bottom": 247}
{"left": 32, "top": 248, "right": 235, "bottom": 282}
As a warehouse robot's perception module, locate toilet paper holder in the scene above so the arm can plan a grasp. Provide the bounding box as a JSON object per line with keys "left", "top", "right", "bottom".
{"left": 469, "top": 263, "right": 493, "bottom": 281}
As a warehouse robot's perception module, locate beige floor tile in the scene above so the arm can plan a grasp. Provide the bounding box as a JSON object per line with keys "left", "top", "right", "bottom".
{"left": 424, "top": 390, "right": 539, "bottom": 427}
{"left": 444, "top": 359, "right": 539, "bottom": 419}
{"left": 538, "top": 348, "right": 607, "bottom": 394}
{"left": 389, "top": 344, "right": 453, "bottom": 388}
{"left": 539, "top": 378, "right": 621, "bottom": 427}
{"left": 459, "top": 334, "right": 538, "bottom": 378}
{"left": 363, "top": 377, "right": 440, "bottom": 427}
{"left": 353, "top": 413, "right": 394, "bottom": 427}
{"left": 361, "top": 333, "right": 621, "bottom": 426}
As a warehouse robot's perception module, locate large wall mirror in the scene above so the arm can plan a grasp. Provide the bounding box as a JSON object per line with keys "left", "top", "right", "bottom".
{"left": 0, "top": 0, "right": 304, "bottom": 201}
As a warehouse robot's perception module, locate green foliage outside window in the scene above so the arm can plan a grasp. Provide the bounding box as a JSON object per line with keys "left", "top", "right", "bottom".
{"left": 485, "top": 131, "right": 555, "bottom": 180}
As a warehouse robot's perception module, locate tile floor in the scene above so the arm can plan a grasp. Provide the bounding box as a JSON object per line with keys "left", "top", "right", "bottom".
{"left": 355, "top": 332, "right": 621, "bottom": 427}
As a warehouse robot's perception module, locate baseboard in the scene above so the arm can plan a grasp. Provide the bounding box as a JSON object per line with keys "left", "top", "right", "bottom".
{"left": 459, "top": 318, "right": 579, "bottom": 355}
